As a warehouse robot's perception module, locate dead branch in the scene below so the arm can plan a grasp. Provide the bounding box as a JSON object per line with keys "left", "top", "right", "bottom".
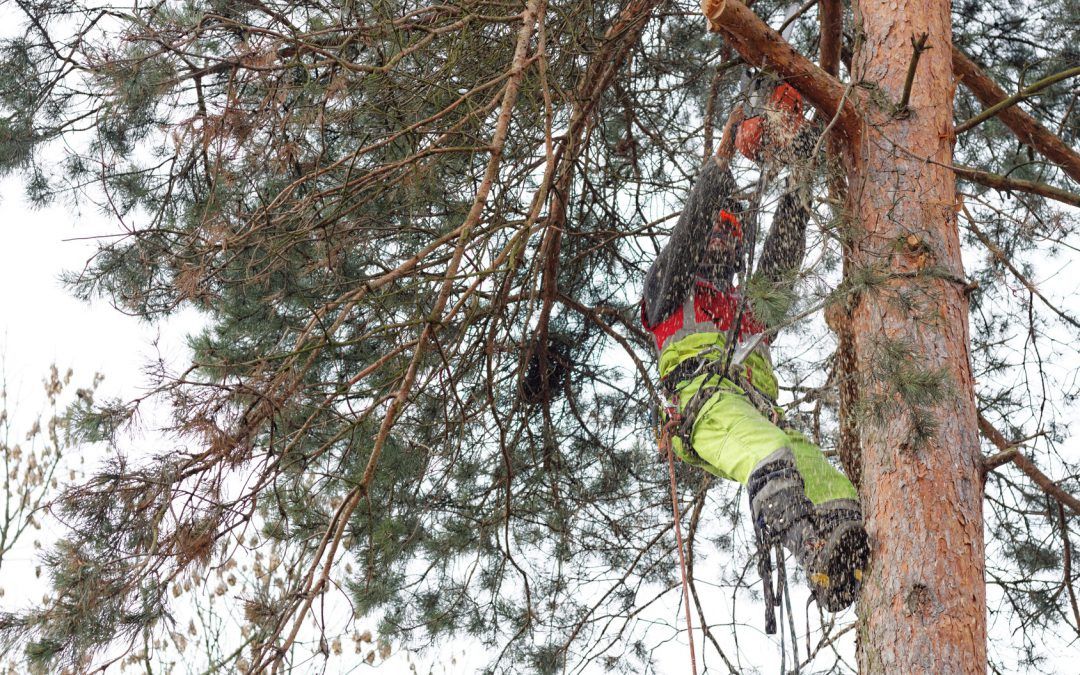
{"left": 953, "top": 48, "right": 1080, "bottom": 184}
{"left": 896, "top": 32, "right": 930, "bottom": 113}
{"left": 978, "top": 412, "right": 1080, "bottom": 516}
{"left": 965, "top": 221, "right": 1080, "bottom": 331}
{"left": 1059, "top": 504, "right": 1080, "bottom": 635}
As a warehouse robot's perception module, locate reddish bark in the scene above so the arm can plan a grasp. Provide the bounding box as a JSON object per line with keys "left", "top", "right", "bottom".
{"left": 847, "top": 1, "right": 986, "bottom": 672}
{"left": 819, "top": 0, "right": 842, "bottom": 77}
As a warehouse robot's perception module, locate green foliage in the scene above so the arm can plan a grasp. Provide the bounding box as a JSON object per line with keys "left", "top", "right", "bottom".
{"left": 745, "top": 272, "right": 798, "bottom": 328}
{"left": 857, "top": 336, "right": 954, "bottom": 450}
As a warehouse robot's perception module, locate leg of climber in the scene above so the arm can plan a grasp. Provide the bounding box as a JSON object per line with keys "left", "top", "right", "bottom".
{"left": 780, "top": 427, "right": 869, "bottom": 609}
{"left": 672, "top": 377, "right": 868, "bottom": 611}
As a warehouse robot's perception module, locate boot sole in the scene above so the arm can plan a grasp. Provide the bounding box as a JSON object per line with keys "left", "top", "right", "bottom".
{"left": 814, "top": 521, "right": 869, "bottom": 612}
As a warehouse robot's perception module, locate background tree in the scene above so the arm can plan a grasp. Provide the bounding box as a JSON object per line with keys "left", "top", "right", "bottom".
{"left": 0, "top": 365, "right": 91, "bottom": 671}
{"left": 0, "top": 0, "right": 1077, "bottom": 672}
{"left": 0, "top": 366, "right": 87, "bottom": 573}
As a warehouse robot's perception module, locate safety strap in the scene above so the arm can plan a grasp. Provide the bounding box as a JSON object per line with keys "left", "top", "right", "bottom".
{"left": 656, "top": 409, "right": 699, "bottom": 674}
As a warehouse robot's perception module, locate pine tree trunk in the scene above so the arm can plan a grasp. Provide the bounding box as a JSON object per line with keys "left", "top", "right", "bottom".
{"left": 846, "top": 0, "right": 987, "bottom": 671}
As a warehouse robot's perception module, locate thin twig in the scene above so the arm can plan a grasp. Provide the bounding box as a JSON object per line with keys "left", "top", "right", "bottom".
{"left": 966, "top": 220, "right": 1080, "bottom": 330}
{"left": 777, "top": 0, "right": 819, "bottom": 37}
{"left": 665, "top": 439, "right": 698, "bottom": 675}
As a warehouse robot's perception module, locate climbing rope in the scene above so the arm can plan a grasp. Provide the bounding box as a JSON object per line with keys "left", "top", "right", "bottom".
{"left": 658, "top": 414, "right": 698, "bottom": 675}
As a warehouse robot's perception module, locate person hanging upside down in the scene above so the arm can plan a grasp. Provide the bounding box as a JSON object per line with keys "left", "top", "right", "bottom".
{"left": 641, "top": 78, "right": 869, "bottom": 615}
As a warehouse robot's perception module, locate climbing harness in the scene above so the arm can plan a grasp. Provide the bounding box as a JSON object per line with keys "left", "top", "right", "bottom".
{"left": 657, "top": 343, "right": 790, "bottom": 635}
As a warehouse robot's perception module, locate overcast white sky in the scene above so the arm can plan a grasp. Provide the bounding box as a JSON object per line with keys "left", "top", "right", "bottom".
{"left": 0, "top": 176, "right": 202, "bottom": 408}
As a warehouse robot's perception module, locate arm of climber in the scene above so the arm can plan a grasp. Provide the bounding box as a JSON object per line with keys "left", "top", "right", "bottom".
{"left": 753, "top": 184, "right": 810, "bottom": 290}
{"left": 749, "top": 122, "right": 821, "bottom": 328}
{"left": 642, "top": 158, "right": 737, "bottom": 328}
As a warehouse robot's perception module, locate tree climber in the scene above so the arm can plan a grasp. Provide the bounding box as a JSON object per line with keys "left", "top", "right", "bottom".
{"left": 641, "top": 77, "right": 870, "bottom": 621}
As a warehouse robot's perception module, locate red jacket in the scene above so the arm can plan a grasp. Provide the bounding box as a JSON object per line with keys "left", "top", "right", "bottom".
{"left": 642, "top": 278, "right": 766, "bottom": 353}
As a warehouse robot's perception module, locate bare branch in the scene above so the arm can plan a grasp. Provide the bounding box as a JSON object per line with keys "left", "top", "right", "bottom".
{"left": 896, "top": 32, "right": 930, "bottom": 113}
{"left": 1058, "top": 504, "right": 1080, "bottom": 635}
{"left": 953, "top": 48, "right": 1080, "bottom": 184}
{"left": 978, "top": 412, "right": 1080, "bottom": 516}
{"left": 966, "top": 221, "right": 1080, "bottom": 331}
{"left": 951, "top": 164, "right": 1080, "bottom": 208}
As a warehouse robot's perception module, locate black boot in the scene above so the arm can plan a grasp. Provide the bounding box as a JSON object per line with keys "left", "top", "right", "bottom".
{"left": 811, "top": 499, "right": 870, "bottom": 611}
{"left": 747, "top": 450, "right": 868, "bottom": 612}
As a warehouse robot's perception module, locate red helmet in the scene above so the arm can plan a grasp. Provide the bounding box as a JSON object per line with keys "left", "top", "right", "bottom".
{"left": 698, "top": 210, "right": 744, "bottom": 284}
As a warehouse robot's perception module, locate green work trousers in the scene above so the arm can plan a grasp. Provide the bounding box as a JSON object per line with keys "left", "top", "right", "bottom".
{"left": 661, "top": 334, "right": 857, "bottom": 505}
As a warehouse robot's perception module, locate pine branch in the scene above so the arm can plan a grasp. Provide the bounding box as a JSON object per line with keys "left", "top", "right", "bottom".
{"left": 953, "top": 48, "right": 1080, "bottom": 184}
{"left": 956, "top": 65, "right": 1080, "bottom": 134}
{"left": 951, "top": 164, "right": 1080, "bottom": 208}
{"left": 978, "top": 412, "right": 1080, "bottom": 516}
{"left": 533, "top": 0, "right": 662, "bottom": 377}
{"left": 251, "top": 0, "right": 550, "bottom": 668}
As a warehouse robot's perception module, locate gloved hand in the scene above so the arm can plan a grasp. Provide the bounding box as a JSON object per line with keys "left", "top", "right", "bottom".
{"left": 735, "top": 82, "right": 805, "bottom": 163}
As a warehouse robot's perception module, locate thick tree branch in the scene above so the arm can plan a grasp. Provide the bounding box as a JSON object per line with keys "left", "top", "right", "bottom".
{"left": 953, "top": 48, "right": 1080, "bottom": 184}
{"left": 951, "top": 164, "right": 1080, "bottom": 208}
{"left": 978, "top": 412, "right": 1080, "bottom": 516}
{"left": 956, "top": 66, "right": 1080, "bottom": 135}
{"left": 701, "top": 0, "right": 861, "bottom": 145}
{"left": 818, "top": 0, "right": 841, "bottom": 77}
